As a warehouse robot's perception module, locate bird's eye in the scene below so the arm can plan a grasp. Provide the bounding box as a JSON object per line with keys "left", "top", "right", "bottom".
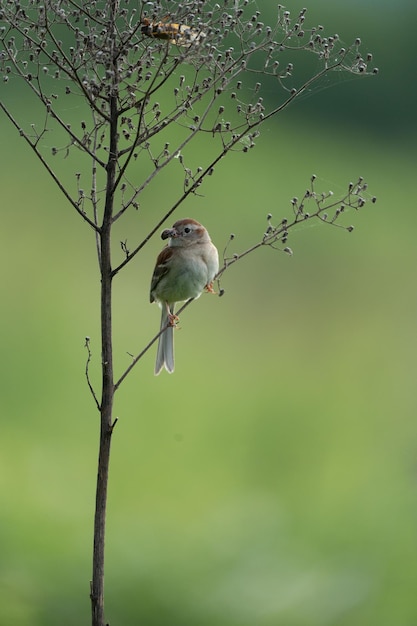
{"left": 184, "top": 226, "right": 191, "bottom": 234}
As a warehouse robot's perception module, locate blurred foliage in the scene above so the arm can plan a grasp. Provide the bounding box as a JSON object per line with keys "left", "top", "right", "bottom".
{"left": 1, "top": 1, "right": 417, "bottom": 625}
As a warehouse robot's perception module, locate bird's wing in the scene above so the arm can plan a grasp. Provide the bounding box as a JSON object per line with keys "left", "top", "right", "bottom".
{"left": 149, "top": 245, "right": 173, "bottom": 303}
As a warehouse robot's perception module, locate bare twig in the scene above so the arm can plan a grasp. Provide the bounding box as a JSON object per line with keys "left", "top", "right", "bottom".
{"left": 84, "top": 337, "right": 101, "bottom": 411}
{"left": 0, "top": 101, "right": 100, "bottom": 232}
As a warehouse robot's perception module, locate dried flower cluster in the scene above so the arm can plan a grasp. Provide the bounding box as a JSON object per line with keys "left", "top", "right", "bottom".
{"left": 217, "top": 175, "right": 377, "bottom": 289}
{"left": 0, "top": 0, "right": 377, "bottom": 245}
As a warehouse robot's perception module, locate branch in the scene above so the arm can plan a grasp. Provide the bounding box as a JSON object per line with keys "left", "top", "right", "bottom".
{"left": 113, "top": 297, "right": 194, "bottom": 391}
{"left": 84, "top": 336, "right": 101, "bottom": 411}
{"left": 0, "top": 15, "right": 111, "bottom": 137}
{"left": 216, "top": 175, "right": 376, "bottom": 283}
{"left": 111, "top": 87, "right": 221, "bottom": 224}
{"left": 0, "top": 100, "right": 100, "bottom": 232}
{"left": 109, "top": 145, "right": 225, "bottom": 278}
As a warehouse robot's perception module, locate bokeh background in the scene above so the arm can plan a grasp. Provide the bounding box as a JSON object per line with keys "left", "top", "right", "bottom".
{"left": 1, "top": 1, "right": 417, "bottom": 625}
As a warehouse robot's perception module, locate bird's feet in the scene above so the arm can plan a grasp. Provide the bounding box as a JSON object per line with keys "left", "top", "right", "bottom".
{"left": 204, "top": 281, "right": 216, "bottom": 294}
{"left": 167, "top": 312, "right": 179, "bottom": 326}
{"left": 164, "top": 302, "right": 179, "bottom": 327}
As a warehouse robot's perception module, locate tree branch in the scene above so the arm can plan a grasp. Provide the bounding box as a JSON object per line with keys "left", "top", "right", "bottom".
{"left": 0, "top": 101, "right": 100, "bottom": 231}
{"left": 84, "top": 337, "right": 101, "bottom": 411}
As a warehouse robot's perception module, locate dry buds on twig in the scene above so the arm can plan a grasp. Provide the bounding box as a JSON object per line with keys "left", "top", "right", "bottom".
{"left": 216, "top": 175, "right": 376, "bottom": 287}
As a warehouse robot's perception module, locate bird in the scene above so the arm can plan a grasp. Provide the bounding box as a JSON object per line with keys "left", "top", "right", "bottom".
{"left": 150, "top": 218, "right": 219, "bottom": 375}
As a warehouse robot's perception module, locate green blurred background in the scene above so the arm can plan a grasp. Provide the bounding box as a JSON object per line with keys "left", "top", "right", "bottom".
{"left": 1, "top": 2, "right": 416, "bottom": 625}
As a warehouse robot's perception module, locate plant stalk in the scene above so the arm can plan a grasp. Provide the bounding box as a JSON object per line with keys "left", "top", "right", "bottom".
{"left": 90, "top": 73, "right": 118, "bottom": 624}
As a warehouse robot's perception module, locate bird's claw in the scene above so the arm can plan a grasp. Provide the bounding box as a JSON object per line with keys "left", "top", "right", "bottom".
{"left": 168, "top": 312, "right": 179, "bottom": 326}
{"left": 205, "top": 281, "right": 216, "bottom": 294}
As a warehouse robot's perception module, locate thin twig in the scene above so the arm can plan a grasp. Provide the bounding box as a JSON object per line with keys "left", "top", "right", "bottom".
{"left": 0, "top": 101, "right": 100, "bottom": 232}
{"left": 114, "top": 298, "right": 194, "bottom": 390}
{"left": 84, "top": 337, "right": 101, "bottom": 411}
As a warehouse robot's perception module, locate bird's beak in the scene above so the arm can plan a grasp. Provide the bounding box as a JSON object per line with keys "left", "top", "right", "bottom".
{"left": 161, "top": 228, "right": 178, "bottom": 240}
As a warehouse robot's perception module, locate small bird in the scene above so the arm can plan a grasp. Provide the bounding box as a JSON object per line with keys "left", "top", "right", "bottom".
{"left": 150, "top": 218, "right": 219, "bottom": 375}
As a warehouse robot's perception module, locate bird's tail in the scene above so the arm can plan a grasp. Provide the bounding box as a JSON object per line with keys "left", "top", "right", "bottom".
{"left": 155, "top": 305, "right": 174, "bottom": 375}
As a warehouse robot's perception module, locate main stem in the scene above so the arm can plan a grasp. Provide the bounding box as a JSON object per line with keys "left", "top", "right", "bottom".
{"left": 90, "top": 81, "right": 118, "bottom": 624}
{"left": 91, "top": 229, "right": 114, "bottom": 626}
